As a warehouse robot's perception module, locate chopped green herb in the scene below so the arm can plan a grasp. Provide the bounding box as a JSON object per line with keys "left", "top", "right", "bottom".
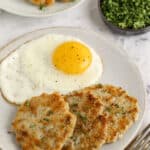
{"left": 43, "top": 118, "right": 49, "bottom": 122}
{"left": 70, "top": 136, "right": 77, "bottom": 143}
{"left": 105, "top": 107, "right": 111, "bottom": 112}
{"left": 40, "top": 126, "right": 46, "bottom": 129}
{"left": 25, "top": 101, "right": 30, "bottom": 107}
{"left": 47, "top": 110, "right": 53, "bottom": 116}
{"left": 71, "top": 103, "right": 78, "bottom": 107}
{"left": 83, "top": 106, "right": 90, "bottom": 111}
{"left": 122, "top": 111, "right": 126, "bottom": 115}
{"left": 101, "top": 0, "right": 150, "bottom": 29}
{"left": 29, "top": 124, "right": 36, "bottom": 128}
{"left": 76, "top": 112, "right": 87, "bottom": 123}
{"left": 120, "top": 107, "right": 126, "bottom": 115}
{"left": 39, "top": 4, "right": 45, "bottom": 10}
{"left": 61, "top": 124, "right": 65, "bottom": 128}
{"left": 41, "top": 136, "right": 47, "bottom": 142}
{"left": 114, "top": 104, "right": 119, "bottom": 108}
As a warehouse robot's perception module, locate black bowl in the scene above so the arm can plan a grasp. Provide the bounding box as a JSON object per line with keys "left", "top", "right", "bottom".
{"left": 98, "top": 0, "right": 150, "bottom": 35}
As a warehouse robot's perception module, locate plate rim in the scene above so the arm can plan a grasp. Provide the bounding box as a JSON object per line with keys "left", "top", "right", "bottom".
{"left": 0, "top": 0, "right": 84, "bottom": 18}
{"left": 0, "top": 27, "right": 146, "bottom": 149}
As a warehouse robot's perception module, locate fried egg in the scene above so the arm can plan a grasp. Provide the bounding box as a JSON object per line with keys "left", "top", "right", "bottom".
{"left": 0, "top": 34, "right": 103, "bottom": 104}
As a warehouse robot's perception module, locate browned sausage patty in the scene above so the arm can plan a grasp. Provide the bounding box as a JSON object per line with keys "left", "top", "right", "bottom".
{"left": 81, "top": 84, "right": 139, "bottom": 143}
{"left": 12, "top": 93, "right": 76, "bottom": 150}
{"left": 62, "top": 91, "right": 107, "bottom": 150}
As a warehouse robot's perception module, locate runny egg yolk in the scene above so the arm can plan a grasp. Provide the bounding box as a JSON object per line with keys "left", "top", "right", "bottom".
{"left": 52, "top": 41, "right": 92, "bottom": 74}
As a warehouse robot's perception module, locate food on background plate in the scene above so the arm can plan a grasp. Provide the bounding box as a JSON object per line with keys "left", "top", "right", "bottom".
{"left": 29, "top": 0, "right": 75, "bottom": 10}
{"left": 11, "top": 84, "right": 139, "bottom": 150}
{"left": 29, "top": 0, "right": 55, "bottom": 7}
{"left": 12, "top": 93, "right": 76, "bottom": 150}
{"left": 63, "top": 90, "right": 107, "bottom": 150}
{"left": 0, "top": 34, "right": 103, "bottom": 104}
{"left": 101, "top": 0, "right": 150, "bottom": 30}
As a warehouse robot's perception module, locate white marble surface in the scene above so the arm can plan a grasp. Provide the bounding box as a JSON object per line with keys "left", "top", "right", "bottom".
{"left": 0, "top": 0, "right": 150, "bottom": 136}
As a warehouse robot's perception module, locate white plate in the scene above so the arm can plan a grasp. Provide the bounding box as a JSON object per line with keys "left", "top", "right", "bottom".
{"left": 0, "top": 0, "right": 83, "bottom": 17}
{"left": 0, "top": 27, "right": 146, "bottom": 150}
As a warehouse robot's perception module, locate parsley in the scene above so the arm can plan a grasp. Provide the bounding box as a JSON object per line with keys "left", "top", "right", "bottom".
{"left": 71, "top": 103, "right": 78, "bottom": 107}
{"left": 114, "top": 104, "right": 119, "bottom": 108}
{"left": 105, "top": 107, "right": 111, "bottom": 112}
{"left": 76, "top": 112, "right": 87, "bottom": 123}
{"left": 47, "top": 110, "right": 53, "bottom": 116}
{"left": 40, "top": 126, "right": 46, "bottom": 129}
{"left": 25, "top": 101, "right": 30, "bottom": 107}
{"left": 39, "top": 4, "right": 45, "bottom": 10}
{"left": 43, "top": 118, "right": 49, "bottom": 122}
{"left": 101, "top": 0, "right": 150, "bottom": 29}
{"left": 41, "top": 136, "right": 47, "bottom": 142}
{"left": 29, "top": 124, "right": 36, "bottom": 128}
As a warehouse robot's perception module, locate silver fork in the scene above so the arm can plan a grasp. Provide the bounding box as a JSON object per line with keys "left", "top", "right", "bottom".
{"left": 125, "top": 124, "right": 150, "bottom": 150}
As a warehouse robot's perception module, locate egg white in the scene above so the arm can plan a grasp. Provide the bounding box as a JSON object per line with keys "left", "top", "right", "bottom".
{"left": 0, "top": 34, "right": 103, "bottom": 104}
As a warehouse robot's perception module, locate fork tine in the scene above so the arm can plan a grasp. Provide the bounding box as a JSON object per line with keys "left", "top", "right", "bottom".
{"left": 142, "top": 140, "right": 150, "bottom": 150}
{"left": 137, "top": 131, "right": 150, "bottom": 150}
{"left": 125, "top": 124, "right": 150, "bottom": 150}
